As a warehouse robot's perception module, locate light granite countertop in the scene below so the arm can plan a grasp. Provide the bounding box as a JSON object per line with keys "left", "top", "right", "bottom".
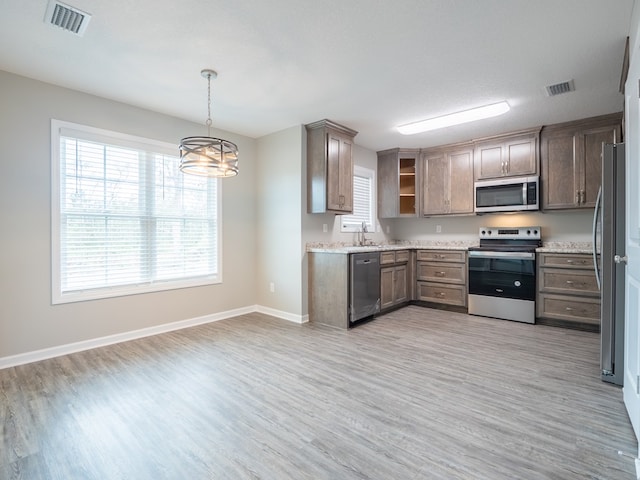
{"left": 306, "top": 241, "right": 476, "bottom": 254}
{"left": 536, "top": 241, "right": 594, "bottom": 255}
{"left": 307, "top": 240, "right": 595, "bottom": 255}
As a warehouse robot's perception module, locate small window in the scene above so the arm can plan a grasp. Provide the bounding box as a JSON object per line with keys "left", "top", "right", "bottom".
{"left": 341, "top": 166, "right": 376, "bottom": 232}
{"left": 51, "top": 120, "right": 221, "bottom": 304}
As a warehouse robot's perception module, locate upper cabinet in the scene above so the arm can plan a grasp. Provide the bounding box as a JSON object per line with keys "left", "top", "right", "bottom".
{"left": 377, "top": 148, "right": 420, "bottom": 218}
{"left": 422, "top": 143, "right": 474, "bottom": 216}
{"left": 541, "top": 113, "right": 622, "bottom": 210}
{"left": 473, "top": 128, "right": 540, "bottom": 180}
{"left": 306, "top": 119, "right": 358, "bottom": 214}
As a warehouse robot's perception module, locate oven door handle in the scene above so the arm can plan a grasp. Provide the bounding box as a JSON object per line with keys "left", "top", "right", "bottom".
{"left": 468, "top": 251, "right": 535, "bottom": 260}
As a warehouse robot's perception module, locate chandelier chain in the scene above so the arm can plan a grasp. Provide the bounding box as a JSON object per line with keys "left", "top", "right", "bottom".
{"left": 206, "top": 73, "right": 212, "bottom": 130}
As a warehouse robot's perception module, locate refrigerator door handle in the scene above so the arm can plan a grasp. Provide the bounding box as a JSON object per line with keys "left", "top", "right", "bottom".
{"left": 592, "top": 185, "right": 602, "bottom": 290}
{"left": 614, "top": 255, "right": 628, "bottom": 264}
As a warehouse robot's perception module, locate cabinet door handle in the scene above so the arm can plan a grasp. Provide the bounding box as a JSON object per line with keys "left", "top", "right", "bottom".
{"left": 435, "top": 271, "right": 446, "bottom": 277}
{"left": 576, "top": 191, "right": 580, "bottom": 204}
{"left": 565, "top": 307, "right": 573, "bottom": 311}
{"left": 566, "top": 280, "right": 574, "bottom": 284}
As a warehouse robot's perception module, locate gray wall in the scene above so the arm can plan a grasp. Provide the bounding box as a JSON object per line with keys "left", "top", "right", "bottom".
{"left": 391, "top": 210, "right": 595, "bottom": 243}
{"left": 0, "top": 71, "right": 258, "bottom": 358}
{"left": 256, "top": 125, "right": 305, "bottom": 319}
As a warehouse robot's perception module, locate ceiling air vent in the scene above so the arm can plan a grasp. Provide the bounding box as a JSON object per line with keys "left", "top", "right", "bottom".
{"left": 44, "top": 0, "right": 91, "bottom": 36}
{"left": 545, "top": 79, "right": 575, "bottom": 97}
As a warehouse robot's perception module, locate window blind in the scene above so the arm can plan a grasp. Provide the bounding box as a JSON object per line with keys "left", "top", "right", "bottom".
{"left": 52, "top": 120, "right": 220, "bottom": 303}
{"left": 341, "top": 167, "right": 375, "bottom": 231}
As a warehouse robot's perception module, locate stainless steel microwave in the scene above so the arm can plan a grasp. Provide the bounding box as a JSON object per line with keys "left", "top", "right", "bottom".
{"left": 474, "top": 175, "right": 539, "bottom": 213}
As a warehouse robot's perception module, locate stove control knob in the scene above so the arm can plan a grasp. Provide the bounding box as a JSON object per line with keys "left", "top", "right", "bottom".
{"left": 481, "top": 230, "right": 486, "bottom": 235}
{"left": 487, "top": 230, "right": 492, "bottom": 235}
{"left": 527, "top": 229, "right": 531, "bottom": 235}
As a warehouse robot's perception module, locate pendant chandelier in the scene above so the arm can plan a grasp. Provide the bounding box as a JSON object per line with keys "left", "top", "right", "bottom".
{"left": 179, "top": 69, "right": 239, "bottom": 177}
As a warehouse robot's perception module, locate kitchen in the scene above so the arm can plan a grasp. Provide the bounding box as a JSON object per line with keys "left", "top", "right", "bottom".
{"left": 2, "top": 0, "right": 640, "bottom": 478}
{"left": 307, "top": 113, "right": 620, "bottom": 332}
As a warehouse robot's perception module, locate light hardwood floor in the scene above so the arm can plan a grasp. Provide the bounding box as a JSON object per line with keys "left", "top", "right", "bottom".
{"left": 1, "top": 306, "right": 637, "bottom": 479}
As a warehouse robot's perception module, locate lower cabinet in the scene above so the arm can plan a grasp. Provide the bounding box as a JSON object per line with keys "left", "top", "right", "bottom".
{"left": 380, "top": 250, "right": 410, "bottom": 310}
{"left": 416, "top": 250, "right": 467, "bottom": 307}
{"left": 537, "top": 253, "right": 600, "bottom": 329}
{"left": 309, "top": 250, "right": 411, "bottom": 328}
{"left": 308, "top": 252, "right": 350, "bottom": 328}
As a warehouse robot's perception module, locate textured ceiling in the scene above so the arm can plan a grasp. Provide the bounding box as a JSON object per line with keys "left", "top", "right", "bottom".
{"left": 0, "top": 0, "right": 634, "bottom": 151}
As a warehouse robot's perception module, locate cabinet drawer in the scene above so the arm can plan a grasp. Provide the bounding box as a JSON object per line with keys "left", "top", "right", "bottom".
{"left": 395, "top": 250, "right": 410, "bottom": 263}
{"left": 416, "top": 262, "right": 465, "bottom": 284}
{"left": 380, "top": 250, "right": 410, "bottom": 265}
{"left": 417, "top": 282, "right": 466, "bottom": 306}
{"left": 416, "top": 250, "right": 466, "bottom": 263}
{"left": 537, "top": 294, "right": 600, "bottom": 324}
{"left": 539, "top": 269, "right": 599, "bottom": 296}
{"left": 538, "top": 253, "right": 594, "bottom": 269}
{"left": 380, "top": 251, "right": 397, "bottom": 265}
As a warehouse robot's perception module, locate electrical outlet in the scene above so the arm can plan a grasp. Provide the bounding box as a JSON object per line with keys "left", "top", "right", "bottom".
{"left": 322, "top": 224, "right": 328, "bottom": 233}
{"left": 269, "top": 282, "right": 275, "bottom": 293}
{"left": 436, "top": 225, "right": 442, "bottom": 233}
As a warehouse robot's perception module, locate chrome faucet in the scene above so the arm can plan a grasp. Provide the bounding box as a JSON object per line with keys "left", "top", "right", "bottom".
{"left": 359, "top": 221, "right": 369, "bottom": 246}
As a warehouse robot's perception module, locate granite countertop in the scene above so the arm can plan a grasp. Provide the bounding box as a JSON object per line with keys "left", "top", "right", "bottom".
{"left": 306, "top": 241, "right": 476, "bottom": 254}
{"left": 307, "top": 240, "right": 595, "bottom": 255}
{"left": 536, "top": 242, "right": 594, "bottom": 254}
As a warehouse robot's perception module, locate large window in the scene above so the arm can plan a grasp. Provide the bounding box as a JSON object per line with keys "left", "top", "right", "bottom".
{"left": 341, "top": 165, "right": 376, "bottom": 232}
{"left": 51, "top": 120, "right": 221, "bottom": 304}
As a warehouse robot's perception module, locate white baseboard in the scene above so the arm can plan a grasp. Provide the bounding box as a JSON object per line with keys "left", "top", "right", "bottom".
{"left": 256, "top": 305, "right": 309, "bottom": 324}
{"left": 0, "top": 304, "right": 305, "bottom": 370}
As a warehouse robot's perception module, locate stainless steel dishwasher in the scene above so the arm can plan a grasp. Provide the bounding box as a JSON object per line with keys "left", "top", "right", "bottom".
{"left": 349, "top": 252, "right": 381, "bottom": 325}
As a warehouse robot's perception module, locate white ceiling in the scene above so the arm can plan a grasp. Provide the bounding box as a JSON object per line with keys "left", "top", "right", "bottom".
{"left": 0, "top": 0, "right": 634, "bottom": 152}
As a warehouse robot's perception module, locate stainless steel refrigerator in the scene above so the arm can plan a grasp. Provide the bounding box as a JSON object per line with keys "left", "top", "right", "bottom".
{"left": 592, "top": 143, "right": 625, "bottom": 385}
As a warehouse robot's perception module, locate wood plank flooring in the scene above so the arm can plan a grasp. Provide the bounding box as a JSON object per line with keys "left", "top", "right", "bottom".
{"left": 1, "top": 306, "right": 637, "bottom": 479}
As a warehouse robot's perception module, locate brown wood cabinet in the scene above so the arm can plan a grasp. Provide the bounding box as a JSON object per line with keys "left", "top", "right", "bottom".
{"left": 537, "top": 252, "right": 601, "bottom": 330}
{"left": 422, "top": 144, "right": 474, "bottom": 216}
{"left": 416, "top": 250, "right": 467, "bottom": 306}
{"left": 308, "top": 252, "right": 350, "bottom": 328}
{"left": 306, "top": 119, "right": 358, "bottom": 214}
{"left": 473, "top": 129, "right": 540, "bottom": 180}
{"left": 541, "top": 113, "right": 622, "bottom": 210}
{"left": 377, "top": 149, "right": 420, "bottom": 217}
{"left": 380, "top": 250, "right": 410, "bottom": 310}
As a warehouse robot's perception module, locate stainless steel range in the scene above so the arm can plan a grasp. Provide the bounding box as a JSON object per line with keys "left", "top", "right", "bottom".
{"left": 468, "top": 226, "right": 541, "bottom": 324}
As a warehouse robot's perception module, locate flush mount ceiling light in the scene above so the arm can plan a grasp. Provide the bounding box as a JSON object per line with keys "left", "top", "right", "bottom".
{"left": 179, "top": 69, "right": 239, "bottom": 177}
{"left": 397, "top": 101, "right": 510, "bottom": 135}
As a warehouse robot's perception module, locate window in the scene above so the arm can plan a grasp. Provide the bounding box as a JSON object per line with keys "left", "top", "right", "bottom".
{"left": 341, "top": 165, "right": 376, "bottom": 232}
{"left": 51, "top": 120, "right": 221, "bottom": 304}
